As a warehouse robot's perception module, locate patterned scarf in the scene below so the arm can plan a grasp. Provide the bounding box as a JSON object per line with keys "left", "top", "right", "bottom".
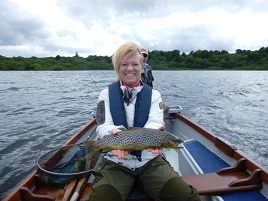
{"left": 122, "top": 82, "right": 140, "bottom": 106}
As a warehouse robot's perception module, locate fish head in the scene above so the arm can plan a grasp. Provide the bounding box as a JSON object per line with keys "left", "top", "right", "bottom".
{"left": 163, "top": 138, "right": 184, "bottom": 148}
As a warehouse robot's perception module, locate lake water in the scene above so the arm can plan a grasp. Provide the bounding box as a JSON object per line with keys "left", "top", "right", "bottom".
{"left": 0, "top": 70, "right": 267, "bottom": 199}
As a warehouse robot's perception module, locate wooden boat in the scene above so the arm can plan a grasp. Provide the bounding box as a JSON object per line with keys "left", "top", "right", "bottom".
{"left": 3, "top": 106, "right": 268, "bottom": 201}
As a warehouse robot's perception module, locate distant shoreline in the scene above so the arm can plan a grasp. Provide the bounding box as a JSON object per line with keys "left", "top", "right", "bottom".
{"left": 1, "top": 47, "right": 268, "bottom": 71}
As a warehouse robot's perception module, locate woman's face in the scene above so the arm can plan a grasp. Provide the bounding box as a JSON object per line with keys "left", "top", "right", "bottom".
{"left": 119, "top": 53, "right": 143, "bottom": 87}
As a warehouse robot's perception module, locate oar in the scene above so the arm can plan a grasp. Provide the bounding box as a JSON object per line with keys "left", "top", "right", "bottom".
{"left": 70, "top": 176, "right": 89, "bottom": 201}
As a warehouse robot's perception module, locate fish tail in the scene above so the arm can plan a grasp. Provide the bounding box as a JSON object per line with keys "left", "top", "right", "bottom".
{"left": 83, "top": 140, "right": 98, "bottom": 161}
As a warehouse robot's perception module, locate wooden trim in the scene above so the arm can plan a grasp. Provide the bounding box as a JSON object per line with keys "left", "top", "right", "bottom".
{"left": 214, "top": 137, "right": 237, "bottom": 157}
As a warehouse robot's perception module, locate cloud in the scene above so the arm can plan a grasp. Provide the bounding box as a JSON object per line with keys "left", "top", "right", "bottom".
{"left": 1, "top": 0, "right": 268, "bottom": 57}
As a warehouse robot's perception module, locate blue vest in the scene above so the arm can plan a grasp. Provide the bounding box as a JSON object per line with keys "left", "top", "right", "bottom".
{"left": 108, "top": 81, "right": 152, "bottom": 128}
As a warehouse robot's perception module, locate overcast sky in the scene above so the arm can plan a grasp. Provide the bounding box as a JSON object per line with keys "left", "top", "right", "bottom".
{"left": 1, "top": 0, "right": 268, "bottom": 58}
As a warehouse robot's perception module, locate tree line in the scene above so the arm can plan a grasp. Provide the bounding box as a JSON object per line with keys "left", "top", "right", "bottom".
{"left": 1, "top": 47, "right": 268, "bottom": 71}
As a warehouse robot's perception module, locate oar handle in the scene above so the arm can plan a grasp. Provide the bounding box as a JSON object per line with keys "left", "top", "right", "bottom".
{"left": 62, "top": 179, "right": 78, "bottom": 201}
{"left": 70, "top": 176, "right": 89, "bottom": 201}
{"left": 70, "top": 192, "right": 79, "bottom": 201}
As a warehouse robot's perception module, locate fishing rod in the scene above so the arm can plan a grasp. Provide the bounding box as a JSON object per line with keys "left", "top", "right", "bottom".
{"left": 89, "top": 73, "right": 100, "bottom": 92}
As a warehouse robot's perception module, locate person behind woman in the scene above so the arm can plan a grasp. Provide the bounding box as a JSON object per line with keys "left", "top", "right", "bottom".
{"left": 141, "top": 48, "right": 154, "bottom": 87}
{"left": 88, "top": 42, "right": 200, "bottom": 201}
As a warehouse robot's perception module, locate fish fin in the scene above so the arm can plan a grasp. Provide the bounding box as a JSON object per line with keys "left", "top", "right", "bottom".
{"left": 83, "top": 140, "right": 98, "bottom": 161}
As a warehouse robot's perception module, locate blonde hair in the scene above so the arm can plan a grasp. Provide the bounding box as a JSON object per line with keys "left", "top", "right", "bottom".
{"left": 112, "top": 42, "right": 144, "bottom": 80}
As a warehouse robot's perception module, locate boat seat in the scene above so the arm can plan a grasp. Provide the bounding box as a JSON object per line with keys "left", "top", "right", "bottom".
{"left": 183, "top": 140, "right": 264, "bottom": 196}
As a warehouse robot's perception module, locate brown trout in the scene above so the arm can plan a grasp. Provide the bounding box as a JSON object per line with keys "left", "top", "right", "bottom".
{"left": 84, "top": 127, "right": 183, "bottom": 161}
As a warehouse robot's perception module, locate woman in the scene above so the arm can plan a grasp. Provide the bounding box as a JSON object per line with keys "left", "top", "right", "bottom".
{"left": 89, "top": 42, "right": 200, "bottom": 201}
